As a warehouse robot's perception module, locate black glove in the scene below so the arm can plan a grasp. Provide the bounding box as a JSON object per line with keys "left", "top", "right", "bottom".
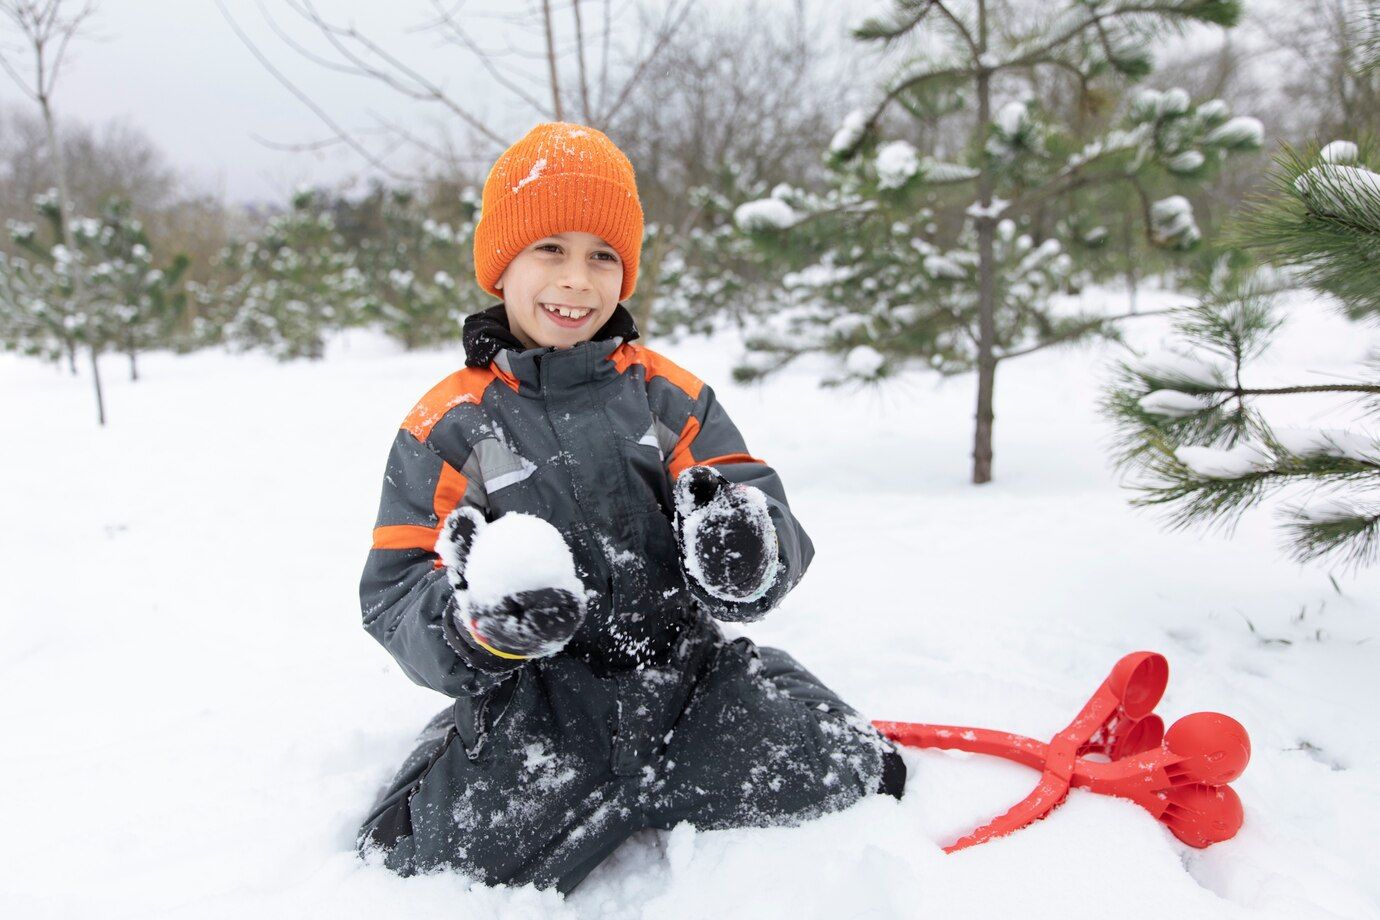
{"left": 672, "top": 466, "right": 781, "bottom": 613}
{"left": 438, "top": 507, "right": 587, "bottom": 659}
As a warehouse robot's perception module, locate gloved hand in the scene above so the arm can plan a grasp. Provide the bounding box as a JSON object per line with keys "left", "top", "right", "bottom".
{"left": 672, "top": 465, "right": 781, "bottom": 608}
{"left": 436, "top": 507, "right": 587, "bottom": 660}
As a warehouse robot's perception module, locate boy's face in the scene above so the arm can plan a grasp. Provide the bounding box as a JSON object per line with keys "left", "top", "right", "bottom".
{"left": 495, "top": 231, "right": 624, "bottom": 350}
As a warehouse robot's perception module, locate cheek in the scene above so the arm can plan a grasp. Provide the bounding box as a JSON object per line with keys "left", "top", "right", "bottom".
{"left": 603, "top": 267, "right": 624, "bottom": 297}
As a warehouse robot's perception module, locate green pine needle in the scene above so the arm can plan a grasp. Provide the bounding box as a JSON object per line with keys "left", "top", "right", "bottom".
{"left": 1282, "top": 503, "right": 1380, "bottom": 571}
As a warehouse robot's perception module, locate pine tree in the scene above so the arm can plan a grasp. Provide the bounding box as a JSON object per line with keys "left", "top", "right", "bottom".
{"left": 1102, "top": 139, "right": 1380, "bottom": 570}
{"left": 712, "top": 0, "right": 1258, "bottom": 483}
{"left": 83, "top": 199, "right": 189, "bottom": 381}
{"left": 202, "top": 183, "right": 492, "bottom": 359}
{"left": 1, "top": 190, "right": 188, "bottom": 393}
{"left": 211, "top": 187, "right": 361, "bottom": 361}
{"left": 352, "top": 185, "right": 486, "bottom": 350}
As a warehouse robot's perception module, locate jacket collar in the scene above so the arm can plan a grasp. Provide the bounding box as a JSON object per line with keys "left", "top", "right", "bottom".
{"left": 462, "top": 302, "right": 641, "bottom": 395}
{"left": 463, "top": 302, "right": 640, "bottom": 367}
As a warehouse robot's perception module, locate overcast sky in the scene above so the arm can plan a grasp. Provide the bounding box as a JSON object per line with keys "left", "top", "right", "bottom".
{"left": 1, "top": 0, "right": 1251, "bottom": 208}
{"left": 0, "top": 0, "right": 859, "bottom": 205}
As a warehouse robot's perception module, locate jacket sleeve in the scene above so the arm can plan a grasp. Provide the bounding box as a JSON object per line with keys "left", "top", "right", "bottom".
{"left": 667, "top": 382, "right": 815, "bottom": 621}
{"left": 360, "top": 426, "right": 527, "bottom": 698}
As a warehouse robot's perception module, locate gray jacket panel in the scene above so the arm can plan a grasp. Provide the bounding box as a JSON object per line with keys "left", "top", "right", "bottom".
{"left": 360, "top": 332, "right": 814, "bottom": 695}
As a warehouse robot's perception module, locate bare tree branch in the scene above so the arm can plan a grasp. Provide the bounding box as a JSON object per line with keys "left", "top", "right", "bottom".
{"left": 214, "top": 0, "right": 420, "bottom": 182}
{"left": 423, "top": 0, "right": 556, "bottom": 118}
{"left": 286, "top": 0, "right": 508, "bottom": 146}
{"left": 597, "top": 0, "right": 699, "bottom": 123}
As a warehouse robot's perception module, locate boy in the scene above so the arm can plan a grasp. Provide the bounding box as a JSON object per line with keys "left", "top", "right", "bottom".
{"left": 356, "top": 121, "right": 905, "bottom": 895}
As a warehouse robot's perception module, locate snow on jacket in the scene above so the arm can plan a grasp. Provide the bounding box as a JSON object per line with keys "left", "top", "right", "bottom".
{"left": 360, "top": 303, "right": 815, "bottom": 695}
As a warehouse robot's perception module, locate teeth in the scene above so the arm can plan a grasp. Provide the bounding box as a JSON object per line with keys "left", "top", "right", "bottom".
{"left": 544, "top": 303, "right": 591, "bottom": 319}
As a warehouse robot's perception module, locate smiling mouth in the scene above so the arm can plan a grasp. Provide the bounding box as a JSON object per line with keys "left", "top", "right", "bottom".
{"left": 541, "top": 302, "right": 596, "bottom": 325}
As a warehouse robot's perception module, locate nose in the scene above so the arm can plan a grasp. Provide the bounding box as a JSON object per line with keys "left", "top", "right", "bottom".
{"left": 558, "top": 262, "right": 594, "bottom": 293}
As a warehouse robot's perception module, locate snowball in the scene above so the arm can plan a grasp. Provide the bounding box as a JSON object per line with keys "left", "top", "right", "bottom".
{"left": 1293, "top": 163, "right": 1380, "bottom": 224}
{"left": 1175, "top": 442, "right": 1272, "bottom": 479}
{"left": 446, "top": 512, "right": 584, "bottom": 609}
{"left": 1320, "top": 140, "right": 1359, "bottom": 164}
{"left": 845, "top": 344, "right": 885, "bottom": 378}
{"left": 876, "top": 140, "right": 921, "bottom": 189}
{"left": 1138, "top": 390, "right": 1214, "bottom": 418}
{"left": 1204, "top": 116, "right": 1263, "bottom": 149}
{"left": 734, "top": 198, "right": 798, "bottom": 231}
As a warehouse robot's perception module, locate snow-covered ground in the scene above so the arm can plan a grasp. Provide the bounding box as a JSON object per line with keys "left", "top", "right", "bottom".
{"left": 2, "top": 287, "right": 1377, "bottom": 920}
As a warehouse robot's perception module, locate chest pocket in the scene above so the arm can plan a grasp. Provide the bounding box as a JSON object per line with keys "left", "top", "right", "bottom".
{"left": 620, "top": 418, "right": 678, "bottom": 516}
{"left": 467, "top": 436, "right": 540, "bottom": 515}
{"left": 621, "top": 433, "right": 673, "bottom": 518}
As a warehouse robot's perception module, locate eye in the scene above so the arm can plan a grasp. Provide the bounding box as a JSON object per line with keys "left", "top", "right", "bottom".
{"left": 594, "top": 251, "right": 619, "bottom": 262}
{"left": 536, "top": 243, "right": 560, "bottom": 253}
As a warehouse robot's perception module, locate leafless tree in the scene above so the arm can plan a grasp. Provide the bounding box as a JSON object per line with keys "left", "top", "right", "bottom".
{"left": 0, "top": 105, "right": 178, "bottom": 231}
{"left": 605, "top": 0, "right": 861, "bottom": 334}
{"left": 0, "top": 0, "right": 108, "bottom": 424}
{"left": 215, "top": 0, "right": 701, "bottom": 186}
{"left": 1251, "top": 0, "right": 1379, "bottom": 142}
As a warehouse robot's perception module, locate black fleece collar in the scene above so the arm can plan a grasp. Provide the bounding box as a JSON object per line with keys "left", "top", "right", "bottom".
{"left": 462, "top": 302, "right": 641, "bottom": 369}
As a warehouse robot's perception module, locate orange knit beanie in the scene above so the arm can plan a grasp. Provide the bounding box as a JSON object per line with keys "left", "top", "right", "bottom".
{"left": 473, "top": 121, "right": 643, "bottom": 303}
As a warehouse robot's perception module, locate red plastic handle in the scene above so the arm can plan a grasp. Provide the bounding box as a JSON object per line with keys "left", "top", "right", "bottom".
{"left": 873, "top": 652, "right": 1248, "bottom": 851}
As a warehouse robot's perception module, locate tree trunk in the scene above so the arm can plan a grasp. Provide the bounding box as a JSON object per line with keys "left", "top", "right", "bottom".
{"left": 970, "top": 1, "right": 997, "bottom": 485}
{"left": 89, "top": 345, "right": 106, "bottom": 426}
{"left": 66, "top": 338, "right": 78, "bottom": 375}
{"left": 633, "top": 225, "right": 668, "bottom": 343}
{"left": 1123, "top": 207, "right": 1138, "bottom": 313}
{"left": 541, "top": 0, "right": 564, "bottom": 120}
{"left": 39, "top": 92, "right": 105, "bottom": 424}
{"left": 128, "top": 348, "right": 139, "bottom": 382}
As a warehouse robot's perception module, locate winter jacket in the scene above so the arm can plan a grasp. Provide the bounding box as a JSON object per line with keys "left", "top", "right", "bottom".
{"left": 360, "top": 303, "right": 816, "bottom": 695}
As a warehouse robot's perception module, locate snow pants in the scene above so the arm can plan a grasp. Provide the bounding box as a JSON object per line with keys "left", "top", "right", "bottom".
{"left": 356, "top": 616, "right": 897, "bottom": 894}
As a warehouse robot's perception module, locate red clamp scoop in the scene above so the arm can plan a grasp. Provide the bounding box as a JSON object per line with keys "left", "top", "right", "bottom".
{"left": 873, "top": 652, "right": 1249, "bottom": 852}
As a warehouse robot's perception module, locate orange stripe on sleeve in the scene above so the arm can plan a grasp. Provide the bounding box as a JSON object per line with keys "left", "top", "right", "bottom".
{"left": 372, "top": 524, "right": 442, "bottom": 551}
{"left": 667, "top": 415, "right": 701, "bottom": 480}
{"left": 666, "top": 413, "right": 767, "bottom": 480}
{"left": 697, "top": 452, "right": 766, "bottom": 467}
{"left": 374, "top": 462, "right": 470, "bottom": 571}
{"left": 402, "top": 366, "right": 498, "bottom": 442}
{"left": 434, "top": 461, "right": 468, "bottom": 524}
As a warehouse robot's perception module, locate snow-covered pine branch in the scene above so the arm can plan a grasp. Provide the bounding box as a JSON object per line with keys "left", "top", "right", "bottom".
{"left": 718, "top": 0, "right": 1255, "bottom": 483}
{"left": 1103, "top": 158, "right": 1380, "bottom": 569}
